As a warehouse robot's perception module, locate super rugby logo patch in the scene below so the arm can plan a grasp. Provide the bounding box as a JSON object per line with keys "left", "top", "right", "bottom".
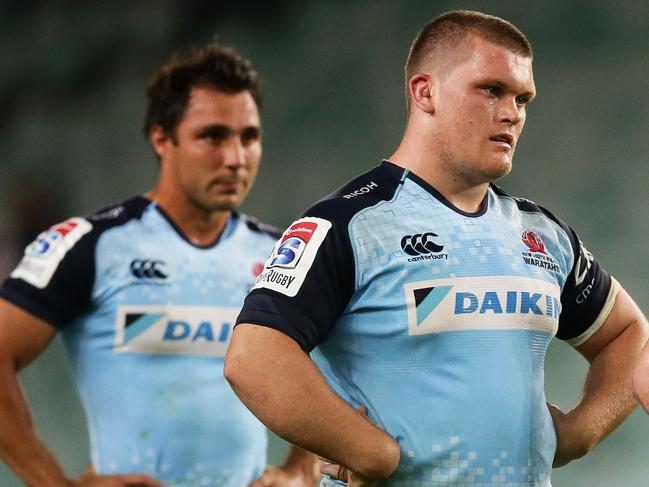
{"left": 253, "top": 217, "right": 332, "bottom": 297}
{"left": 11, "top": 218, "right": 93, "bottom": 288}
{"left": 268, "top": 222, "right": 318, "bottom": 269}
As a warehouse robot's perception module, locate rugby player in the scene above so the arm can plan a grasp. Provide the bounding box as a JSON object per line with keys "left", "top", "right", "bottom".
{"left": 225, "top": 10, "right": 648, "bottom": 487}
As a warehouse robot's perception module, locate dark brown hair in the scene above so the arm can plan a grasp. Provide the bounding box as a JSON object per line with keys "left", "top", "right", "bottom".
{"left": 143, "top": 42, "right": 261, "bottom": 141}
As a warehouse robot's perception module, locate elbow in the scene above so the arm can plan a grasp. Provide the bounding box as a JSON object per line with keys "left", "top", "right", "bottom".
{"left": 223, "top": 324, "right": 257, "bottom": 392}
{"left": 223, "top": 345, "right": 246, "bottom": 392}
{"left": 223, "top": 337, "right": 262, "bottom": 403}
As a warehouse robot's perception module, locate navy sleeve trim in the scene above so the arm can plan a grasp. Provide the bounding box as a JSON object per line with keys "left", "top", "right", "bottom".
{"left": 564, "top": 278, "right": 619, "bottom": 346}
{"left": 236, "top": 294, "right": 322, "bottom": 352}
{"left": 0, "top": 286, "right": 62, "bottom": 329}
{"left": 239, "top": 213, "right": 283, "bottom": 240}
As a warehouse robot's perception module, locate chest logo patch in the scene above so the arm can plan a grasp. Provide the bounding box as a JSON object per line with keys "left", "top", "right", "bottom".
{"left": 405, "top": 276, "right": 561, "bottom": 336}
{"left": 115, "top": 305, "right": 239, "bottom": 357}
{"left": 401, "top": 232, "right": 448, "bottom": 262}
{"left": 521, "top": 230, "right": 560, "bottom": 274}
{"left": 130, "top": 259, "right": 168, "bottom": 280}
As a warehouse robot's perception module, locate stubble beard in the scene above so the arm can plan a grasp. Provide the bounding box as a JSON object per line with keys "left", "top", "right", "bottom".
{"left": 185, "top": 186, "right": 243, "bottom": 216}
{"left": 443, "top": 150, "right": 513, "bottom": 187}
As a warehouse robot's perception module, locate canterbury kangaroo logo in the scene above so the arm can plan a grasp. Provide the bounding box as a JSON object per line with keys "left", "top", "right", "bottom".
{"left": 130, "top": 259, "right": 168, "bottom": 279}
{"left": 400, "top": 233, "right": 444, "bottom": 256}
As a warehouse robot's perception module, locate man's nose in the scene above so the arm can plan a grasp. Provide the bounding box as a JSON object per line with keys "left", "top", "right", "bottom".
{"left": 223, "top": 138, "right": 245, "bottom": 168}
{"left": 498, "top": 98, "right": 523, "bottom": 126}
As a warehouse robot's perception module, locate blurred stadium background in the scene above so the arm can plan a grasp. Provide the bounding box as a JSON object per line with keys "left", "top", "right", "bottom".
{"left": 1, "top": 1, "right": 648, "bottom": 485}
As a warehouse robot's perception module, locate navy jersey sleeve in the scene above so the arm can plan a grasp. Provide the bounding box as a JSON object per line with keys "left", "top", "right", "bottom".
{"left": 236, "top": 208, "right": 355, "bottom": 352}
{"left": 237, "top": 162, "right": 405, "bottom": 352}
{"left": 554, "top": 220, "right": 618, "bottom": 345}
{"left": 0, "top": 217, "right": 96, "bottom": 328}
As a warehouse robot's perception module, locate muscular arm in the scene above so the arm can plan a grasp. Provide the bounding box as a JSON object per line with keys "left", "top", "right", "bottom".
{"left": 0, "top": 298, "right": 161, "bottom": 487}
{"left": 0, "top": 298, "right": 70, "bottom": 486}
{"left": 632, "top": 338, "right": 649, "bottom": 413}
{"left": 551, "top": 287, "right": 649, "bottom": 467}
{"left": 224, "top": 324, "right": 400, "bottom": 481}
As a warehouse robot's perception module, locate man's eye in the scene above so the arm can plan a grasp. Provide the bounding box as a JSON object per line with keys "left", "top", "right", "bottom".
{"left": 202, "top": 132, "right": 226, "bottom": 144}
{"left": 241, "top": 129, "right": 260, "bottom": 146}
{"left": 482, "top": 86, "right": 499, "bottom": 96}
{"left": 515, "top": 95, "right": 530, "bottom": 106}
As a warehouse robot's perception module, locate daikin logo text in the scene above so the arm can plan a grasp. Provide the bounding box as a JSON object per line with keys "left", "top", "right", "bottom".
{"left": 405, "top": 276, "right": 561, "bottom": 336}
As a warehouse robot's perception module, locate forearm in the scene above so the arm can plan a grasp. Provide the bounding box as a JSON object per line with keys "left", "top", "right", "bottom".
{"left": 225, "top": 325, "right": 400, "bottom": 480}
{"left": 567, "top": 318, "right": 647, "bottom": 452}
{"left": 0, "top": 364, "right": 70, "bottom": 487}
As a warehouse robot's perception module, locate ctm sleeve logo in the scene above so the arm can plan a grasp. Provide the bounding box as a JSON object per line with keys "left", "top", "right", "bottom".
{"left": 253, "top": 218, "right": 332, "bottom": 297}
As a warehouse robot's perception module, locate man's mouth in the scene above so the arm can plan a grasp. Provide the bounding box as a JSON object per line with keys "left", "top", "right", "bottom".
{"left": 489, "top": 133, "right": 514, "bottom": 148}
{"left": 210, "top": 179, "right": 243, "bottom": 192}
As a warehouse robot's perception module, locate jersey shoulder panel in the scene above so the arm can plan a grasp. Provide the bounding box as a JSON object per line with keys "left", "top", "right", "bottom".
{"left": 237, "top": 213, "right": 283, "bottom": 240}
{"left": 0, "top": 196, "right": 152, "bottom": 328}
{"left": 303, "top": 160, "right": 405, "bottom": 223}
{"left": 491, "top": 185, "right": 615, "bottom": 343}
{"left": 238, "top": 161, "right": 406, "bottom": 351}
{"left": 86, "top": 195, "right": 150, "bottom": 228}
{"left": 491, "top": 185, "right": 575, "bottom": 244}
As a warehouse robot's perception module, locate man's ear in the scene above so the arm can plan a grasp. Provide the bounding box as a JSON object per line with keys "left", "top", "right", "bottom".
{"left": 149, "top": 125, "right": 172, "bottom": 160}
{"left": 408, "top": 73, "right": 435, "bottom": 114}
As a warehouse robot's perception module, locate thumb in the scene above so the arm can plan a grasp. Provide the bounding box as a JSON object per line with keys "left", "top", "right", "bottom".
{"left": 320, "top": 463, "right": 350, "bottom": 481}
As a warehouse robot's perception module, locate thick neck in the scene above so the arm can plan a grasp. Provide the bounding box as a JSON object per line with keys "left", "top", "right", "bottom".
{"left": 389, "top": 125, "right": 489, "bottom": 214}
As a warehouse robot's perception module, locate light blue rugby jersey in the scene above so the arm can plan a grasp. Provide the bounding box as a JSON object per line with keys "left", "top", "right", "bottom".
{"left": 238, "top": 161, "right": 618, "bottom": 487}
{"left": 1, "top": 196, "right": 279, "bottom": 487}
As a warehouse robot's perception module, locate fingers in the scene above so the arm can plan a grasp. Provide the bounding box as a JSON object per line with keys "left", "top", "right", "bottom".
{"left": 316, "top": 405, "right": 368, "bottom": 483}
{"left": 248, "top": 466, "right": 279, "bottom": 487}
{"left": 116, "top": 473, "right": 165, "bottom": 486}
{"left": 74, "top": 471, "right": 164, "bottom": 487}
{"left": 248, "top": 475, "right": 271, "bottom": 487}
{"left": 320, "top": 463, "right": 349, "bottom": 481}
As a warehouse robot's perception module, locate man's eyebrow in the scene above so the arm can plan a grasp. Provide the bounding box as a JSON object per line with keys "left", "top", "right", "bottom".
{"left": 518, "top": 88, "right": 536, "bottom": 101}
{"left": 242, "top": 126, "right": 261, "bottom": 135}
{"left": 477, "top": 79, "right": 536, "bottom": 98}
{"left": 195, "top": 125, "right": 231, "bottom": 138}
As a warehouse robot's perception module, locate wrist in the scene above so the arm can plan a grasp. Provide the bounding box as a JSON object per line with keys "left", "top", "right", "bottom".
{"left": 281, "top": 462, "right": 320, "bottom": 484}
{"left": 552, "top": 406, "right": 596, "bottom": 468}
{"left": 563, "top": 409, "right": 597, "bottom": 457}
{"left": 279, "top": 450, "right": 322, "bottom": 485}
